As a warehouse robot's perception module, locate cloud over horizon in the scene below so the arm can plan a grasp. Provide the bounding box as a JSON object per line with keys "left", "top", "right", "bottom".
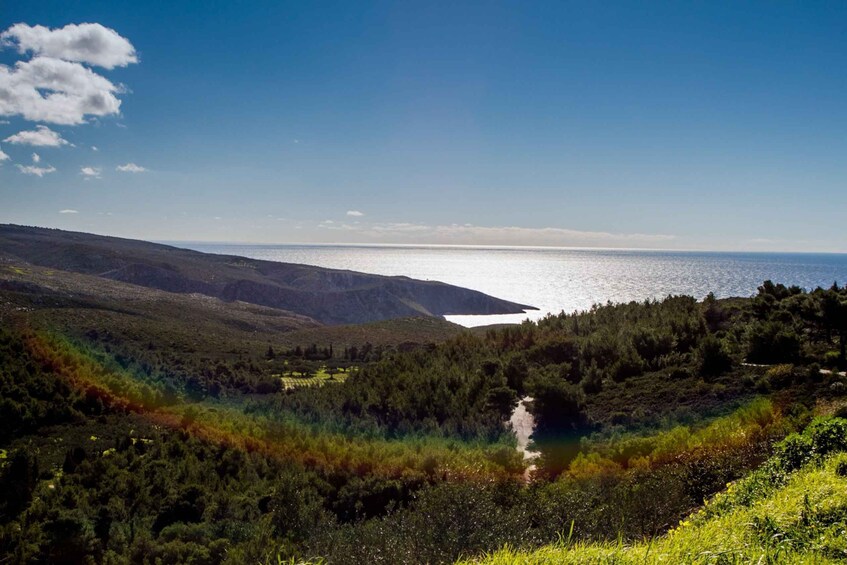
{"left": 316, "top": 220, "right": 676, "bottom": 248}
{"left": 80, "top": 166, "right": 101, "bottom": 178}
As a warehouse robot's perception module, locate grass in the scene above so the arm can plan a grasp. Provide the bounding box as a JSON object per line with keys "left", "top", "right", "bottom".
{"left": 277, "top": 366, "right": 354, "bottom": 389}
{"left": 462, "top": 453, "right": 847, "bottom": 564}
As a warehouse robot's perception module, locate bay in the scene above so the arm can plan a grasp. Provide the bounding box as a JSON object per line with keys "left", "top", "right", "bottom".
{"left": 180, "top": 244, "right": 847, "bottom": 327}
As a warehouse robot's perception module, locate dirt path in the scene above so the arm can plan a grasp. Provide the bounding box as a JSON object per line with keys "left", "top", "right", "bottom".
{"left": 741, "top": 362, "right": 846, "bottom": 377}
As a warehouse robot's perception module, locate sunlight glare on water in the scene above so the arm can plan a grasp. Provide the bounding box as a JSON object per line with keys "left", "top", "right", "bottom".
{"left": 181, "top": 244, "right": 847, "bottom": 327}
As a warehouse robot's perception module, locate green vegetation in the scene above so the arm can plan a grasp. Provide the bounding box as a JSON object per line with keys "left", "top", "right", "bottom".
{"left": 2, "top": 278, "right": 847, "bottom": 563}
{"left": 462, "top": 418, "right": 847, "bottom": 564}
{"left": 278, "top": 366, "right": 353, "bottom": 389}
{"left": 0, "top": 224, "right": 530, "bottom": 325}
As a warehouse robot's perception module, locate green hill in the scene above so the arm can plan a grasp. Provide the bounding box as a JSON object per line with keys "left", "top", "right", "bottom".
{"left": 3, "top": 276, "right": 847, "bottom": 564}
{"left": 0, "top": 224, "right": 533, "bottom": 325}
{"left": 461, "top": 418, "right": 847, "bottom": 565}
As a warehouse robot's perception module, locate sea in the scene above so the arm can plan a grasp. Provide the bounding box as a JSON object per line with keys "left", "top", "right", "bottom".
{"left": 179, "top": 244, "right": 847, "bottom": 328}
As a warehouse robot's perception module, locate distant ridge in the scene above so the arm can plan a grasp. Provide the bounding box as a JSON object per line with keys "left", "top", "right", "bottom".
{"left": 0, "top": 224, "right": 535, "bottom": 325}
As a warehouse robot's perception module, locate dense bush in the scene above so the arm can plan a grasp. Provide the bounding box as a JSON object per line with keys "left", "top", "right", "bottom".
{"left": 4, "top": 279, "right": 847, "bottom": 564}
{"left": 747, "top": 321, "right": 802, "bottom": 364}
{"left": 697, "top": 335, "right": 733, "bottom": 377}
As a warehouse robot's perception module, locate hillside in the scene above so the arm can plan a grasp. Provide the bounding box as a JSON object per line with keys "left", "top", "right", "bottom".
{"left": 3, "top": 276, "right": 847, "bottom": 564}
{"left": 0, "top": 259, "right": 469, "bottom": 398}
{"left": 0, "top": 224, "right": 534, "bottom": 325}
{"left": 0, "top": 260, "right": 466, "bottom": 352}
{"left": 461, "top": 418, "right": 847, "bottom": 564}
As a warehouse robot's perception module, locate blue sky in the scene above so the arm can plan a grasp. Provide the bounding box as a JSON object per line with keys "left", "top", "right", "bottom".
{"left": 1, "top": 1, "right": 845, "bottom": 251}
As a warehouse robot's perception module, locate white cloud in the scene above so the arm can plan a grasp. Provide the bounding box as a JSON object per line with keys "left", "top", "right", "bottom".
{"left": 0, "top": 23, "right": 137, "bottom": 125}
{"left": 1, "top": 23, "right": 137, "bottom": 69}
{"left": 58, "top": 209, "right": 78, "bottom": 214}
{"left": 346, "top": 210, "right": 365, "bottom": 217}
{"left": 91, "top": 145, "right": 98, "bottom": 151}
{"left": 80, "top": 166, "right": 101, "bottom": 178}
{"left": 0, "top": 57, "right": 126, "bottom": 125}
{"left": 17, "top": 164, "right": 56, "bottom": 176}
{"left": 0, "top": 148, "right": 8, "bottom": 162}
{"left": 5, "top": 125, "right": 69, "bottom": 146}
{"left": 116, "top": 162, "right": 145, "bottom": 172}
{"left": 31, "top": 152, "right": 40, "bottom": 162}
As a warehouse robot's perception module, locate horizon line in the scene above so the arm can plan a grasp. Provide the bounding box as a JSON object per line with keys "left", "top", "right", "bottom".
{"left": 4, "top": 223, "right": 845, "bottom": 255}
{"left": 162, "top": 239, "right": 847, "bottom": 256}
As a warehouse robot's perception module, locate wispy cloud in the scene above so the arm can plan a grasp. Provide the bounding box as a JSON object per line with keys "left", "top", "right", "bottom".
{"left": 0, "top": 148, "right": 8, "bottom": 162}
{"left": 58, "top": 209, "right": 78, "bottom": 214}
{"left": 17, "top": 164, "right": 56, "bottom": 176}
{"left": 31, "top": 152, "right": 40, "bottom": 163}
{"left": 116, "top": 162, "right": 146, "bottom": 173}
{"left": 346, "top": 210, "right": 365, "bottom": 217}
{"left": 4, "top": 125, "right": 69, "bottom": 146}
{"left": 316, "top": 221, "right": 676, "bottom": 248}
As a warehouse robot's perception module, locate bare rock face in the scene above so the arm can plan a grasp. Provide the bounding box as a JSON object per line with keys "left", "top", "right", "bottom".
{"left": 0, "top": 224, "right": 535, "bottom": 325}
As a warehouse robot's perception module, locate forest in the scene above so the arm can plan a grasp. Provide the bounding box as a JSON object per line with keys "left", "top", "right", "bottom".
{"left": 2, "top": 280, "right": 847, "bottom": 563}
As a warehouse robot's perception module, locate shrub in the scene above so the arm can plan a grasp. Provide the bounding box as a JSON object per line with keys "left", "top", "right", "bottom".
{"left": 774, "top": 418, "right": 847, "bottom": 472}
{"left": 764, "top": 364, "right": 795, "bottom": 389}
{"left": 668, "top": 366, "right": 693, "bottom": 380}
{"left": 746, "top": 322, "right": 801, "bottom": 364}
{"left": 609, "top": 412, "right": 629, "bottom": 426}
{"left": 579, "top": 363, "right": 604, "bottom": 394}
{"left": 611, "top": 348, "right": 644, "bottom": 382}
{"left": 631, "top": 328, "right": 674, "bottom": 367}
{"left": 529, "top": 376, "right": 589, "bottom": 433}
{"left": 697, "top": 335, "right": 733, "bottom": 378}
{"left": 807, "top": 417, "right": 847, "bottom": 456}
{"left": 824, "top": 351, "right": 841, "bottom": 368}
{"left": 774, "top": 433, "right": 813, "bottom": 471}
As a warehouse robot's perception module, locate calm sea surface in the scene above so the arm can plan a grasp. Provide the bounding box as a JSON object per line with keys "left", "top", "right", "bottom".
{"left": 180, "top": 244, "right": 847, "bottom": 327}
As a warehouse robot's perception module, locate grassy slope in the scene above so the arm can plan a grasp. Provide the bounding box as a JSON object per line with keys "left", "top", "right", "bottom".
{"left": 0, "top": 224, "right": 532, "bottom": 324}
{"left": 463, "top": 455, "right": 847, "bottom": 564}
{"left": 0, "top": 262, "right": 465, "bottom": 360}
